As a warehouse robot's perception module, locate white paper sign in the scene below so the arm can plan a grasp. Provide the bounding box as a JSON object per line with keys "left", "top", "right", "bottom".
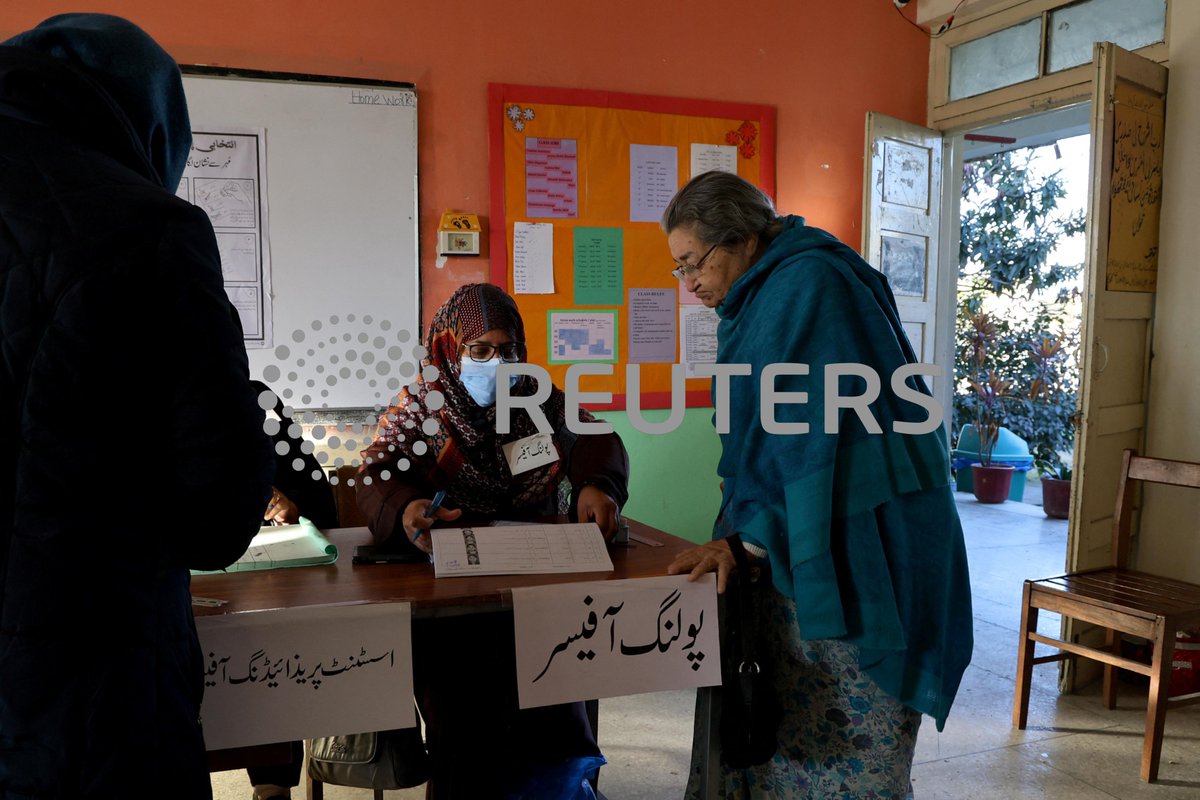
{"left": 196, "top": 603, "right": 414, "bottom": 750}
{"left": 181, "top": 128, "right": 272, "bottom": 348}
{"left": 680, "top": 304, "right": 720, "bottom": 377}
{"left": 630, "top": 143, "right": 679, "bottom": 223}
{"left": 690, "top": 143, "right": 737, "bottom": 178}
{"left": 512, "top": 575, "right": 721, "bottom": 709}
{"left": 513, "top": 221, "right": 555, "bottom": 294}
{"left": 502, "top": 432, "right": 559, "bottom": 475}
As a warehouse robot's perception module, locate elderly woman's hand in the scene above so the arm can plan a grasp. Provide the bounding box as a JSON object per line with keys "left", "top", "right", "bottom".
{"left": 667, "top": 539, "right": 740, "bottom": 593}
{"left": 577, "top": 485, "right": 620, "bottom": 540}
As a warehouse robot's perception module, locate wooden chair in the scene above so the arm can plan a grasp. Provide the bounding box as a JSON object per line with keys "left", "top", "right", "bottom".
{"left": 305, "top": 773, "right": 382, "bottom": 800}
{"left": 330, "top": 464, "right": 368, "bottom": 527}
{"left": 305, "top": 774, "right": 383, "bottom": 800}
{"left": 1013, "top": 449, "right": 1200, "bottom": 782}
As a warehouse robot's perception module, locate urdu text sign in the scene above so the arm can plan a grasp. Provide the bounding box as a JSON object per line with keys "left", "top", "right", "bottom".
{"left": 512, "top": 575, "right": 720, "bottom": 709}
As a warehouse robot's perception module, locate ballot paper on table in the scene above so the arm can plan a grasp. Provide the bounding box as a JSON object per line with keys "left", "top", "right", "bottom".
{"left": 430, "top": 522, "right": 614, "bottom": 577}
{"left": 191, "top": 517, "right": 338, "bottom": 574}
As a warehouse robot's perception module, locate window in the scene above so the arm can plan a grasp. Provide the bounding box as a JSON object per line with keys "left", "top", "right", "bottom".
{"left": 1047, "top": 0, "right": 1166, "bottom": 73}
{"left": 931, "top": 0, "right": 1169, "bottom": 128}
{"left": 950, "top": 18, "right": 1042, "bottom": 101}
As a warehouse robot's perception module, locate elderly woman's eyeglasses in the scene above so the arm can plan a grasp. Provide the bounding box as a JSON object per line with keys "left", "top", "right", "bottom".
{"left": 462, "top": 342, "right": 525, "bottom": 363}
{"left": 671, "top": 243, "right": 717, "bottom": 281}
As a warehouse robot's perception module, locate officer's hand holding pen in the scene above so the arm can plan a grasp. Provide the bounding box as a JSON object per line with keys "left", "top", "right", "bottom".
{"left": 402, "top": 490, "right": 461, "bottom": 555}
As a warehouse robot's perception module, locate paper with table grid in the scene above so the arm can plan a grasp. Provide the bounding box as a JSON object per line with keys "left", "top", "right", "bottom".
{"left": 190, "top": 517, "right": 337, "bottom": 574}
{"left": 430, "top": 522, "right": 614, "bottom": 577}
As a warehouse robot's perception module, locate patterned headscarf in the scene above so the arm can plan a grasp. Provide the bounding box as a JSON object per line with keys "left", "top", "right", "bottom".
{"left": 368, "top": 283, "right": 585, "bottom": 514}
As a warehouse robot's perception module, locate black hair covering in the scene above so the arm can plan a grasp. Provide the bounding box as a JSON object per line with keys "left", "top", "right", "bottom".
{"left": 4, "top": 13, "right": 191, "bottom": 190}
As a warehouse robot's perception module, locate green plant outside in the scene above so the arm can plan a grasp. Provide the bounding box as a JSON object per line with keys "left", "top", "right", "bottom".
{"left": 955, "top": 148, "right": 1085, "bottom": 479}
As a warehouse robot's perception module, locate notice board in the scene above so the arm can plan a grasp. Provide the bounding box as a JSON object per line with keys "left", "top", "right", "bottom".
{"left": 488, "top": 84, "right": 775, "bottom": 410}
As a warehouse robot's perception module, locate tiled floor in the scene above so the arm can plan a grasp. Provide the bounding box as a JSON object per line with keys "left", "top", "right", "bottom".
{"left": 212, "top": 486, "right": 1200, "bottom": 799}
{"left": 910, "top": 491, "right": 1200, "bottom": 799}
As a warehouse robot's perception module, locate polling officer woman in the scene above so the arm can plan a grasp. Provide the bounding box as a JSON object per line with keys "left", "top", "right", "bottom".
{"left": 357, "top": 282, "right": 629, "bottom": 799}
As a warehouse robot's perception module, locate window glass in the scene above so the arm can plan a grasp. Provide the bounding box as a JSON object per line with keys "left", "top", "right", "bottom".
{"left": 950, "top": 18, "right": 1042, "bottom": 101}
{"left": 1047, "top": 0, "right": 1166, "bottom": 73}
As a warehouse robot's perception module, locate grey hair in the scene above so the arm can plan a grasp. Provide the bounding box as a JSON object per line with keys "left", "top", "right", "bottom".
{"left": 660, "top": 171, "right": 778, "bottom": 246}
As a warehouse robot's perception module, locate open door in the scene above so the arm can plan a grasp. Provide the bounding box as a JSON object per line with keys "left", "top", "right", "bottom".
{"left": 1064, "top": 42, "right": 1167, "bottom": 689}
{"left": 862, "top": 114, "right": 950, "bottom": 417}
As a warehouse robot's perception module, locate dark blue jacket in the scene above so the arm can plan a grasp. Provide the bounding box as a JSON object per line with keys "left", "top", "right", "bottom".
{"left": 0, "top": 44, "right": 274, "bottom": 796}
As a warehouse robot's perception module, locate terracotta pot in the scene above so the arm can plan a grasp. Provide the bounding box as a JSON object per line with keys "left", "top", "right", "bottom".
{"left": 1041, "top": 477, "right": 1071, "bottom": 519}
{"left": 971, "top": 463, "right": 1015, "bottom": 503}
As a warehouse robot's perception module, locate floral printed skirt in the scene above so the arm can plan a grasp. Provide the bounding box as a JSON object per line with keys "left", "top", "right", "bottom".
{"left": 686, "top": 587, "right": 921, "bottom": 800}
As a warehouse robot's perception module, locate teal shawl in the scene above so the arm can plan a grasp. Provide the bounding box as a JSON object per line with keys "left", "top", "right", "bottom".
{"left": 714, "top": 216, "right": 972, "bottom": 729}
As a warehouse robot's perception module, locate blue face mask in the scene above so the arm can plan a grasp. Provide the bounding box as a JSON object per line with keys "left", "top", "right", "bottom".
{"left": 459, "top": 356, "right": 519, "bottom": 407}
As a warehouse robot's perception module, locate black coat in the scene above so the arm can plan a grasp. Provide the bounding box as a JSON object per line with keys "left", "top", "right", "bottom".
{"left": 0, "top": 48, "right": 275, "bottom": 796}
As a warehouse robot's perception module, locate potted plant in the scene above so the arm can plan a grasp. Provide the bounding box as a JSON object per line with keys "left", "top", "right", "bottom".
{"left": 966, "top": 313, "right": 1016, "bottom": 503}
{"left": 969, "top": 370, "right": 1016, "bottom": 503}
{"left": 1027, "top": 334, "right": 1076, "bottom": 520}
{"left": 1039, "top": 463, "right": 1072, "bottom": 519}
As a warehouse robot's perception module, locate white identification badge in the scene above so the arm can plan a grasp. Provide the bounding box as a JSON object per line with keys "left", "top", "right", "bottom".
{"left": 503, "top": 433, "right": 559, "bottom": 475}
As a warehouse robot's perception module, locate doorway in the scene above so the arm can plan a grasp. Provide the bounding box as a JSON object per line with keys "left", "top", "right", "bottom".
{"left": 951, "top": 103, "right": 1090, "bottom": 519}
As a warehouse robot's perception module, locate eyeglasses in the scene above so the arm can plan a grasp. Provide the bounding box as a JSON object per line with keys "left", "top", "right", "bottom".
{"left": 462, "top": 341, "right": 525, "bottom": 363}
{"left": 671, "top": 243, "right": 718, "bottom": 281}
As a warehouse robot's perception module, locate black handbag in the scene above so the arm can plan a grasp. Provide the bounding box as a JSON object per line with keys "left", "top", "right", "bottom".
{"left": 718, "top": 534, "right": 781, "bottom": 768}
{"left": 307, "top": 724, "right": 430, "bottom": 789}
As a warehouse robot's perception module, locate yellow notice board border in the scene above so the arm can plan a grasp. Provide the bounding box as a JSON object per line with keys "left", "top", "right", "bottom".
{"left": 488, "top": 84, "right": 775, "bottom": 410}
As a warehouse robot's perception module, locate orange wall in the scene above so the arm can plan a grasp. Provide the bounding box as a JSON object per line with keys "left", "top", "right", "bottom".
{"left": 2, "top": 1, "right": 929, "bottom": 329}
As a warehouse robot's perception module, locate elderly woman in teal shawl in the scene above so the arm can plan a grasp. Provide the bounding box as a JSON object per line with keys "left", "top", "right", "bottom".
{"left": 664, "top": 171, "right": 972, "bottom": 799}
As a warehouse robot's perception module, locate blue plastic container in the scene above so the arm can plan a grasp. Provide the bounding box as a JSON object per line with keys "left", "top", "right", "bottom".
{"left": 952, "top": 424, "right": 1034, "bottom": 500}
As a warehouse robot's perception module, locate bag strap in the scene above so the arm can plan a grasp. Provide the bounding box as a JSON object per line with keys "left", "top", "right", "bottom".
{"left": 726, "top": 534, "right": 761, "bottom": 676}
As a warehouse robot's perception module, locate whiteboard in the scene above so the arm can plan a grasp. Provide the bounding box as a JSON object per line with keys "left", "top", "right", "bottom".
{"left": 182, "top": 69, "right": 419, "bottom": 411}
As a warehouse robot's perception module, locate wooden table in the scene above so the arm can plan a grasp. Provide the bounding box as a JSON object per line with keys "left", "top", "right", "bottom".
{"left": 194, "top": 518, "right": 696, "bottom": 771}
{"left": 192, "top": 519, "right": 693, "bottom": 618}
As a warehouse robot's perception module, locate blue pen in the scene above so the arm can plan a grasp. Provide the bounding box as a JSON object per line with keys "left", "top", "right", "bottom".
{"left": 412, "top": 490, "right": 446, "bottom": 542}
{"left": 426, "top": 489, "right": 447, "bottom": 518}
